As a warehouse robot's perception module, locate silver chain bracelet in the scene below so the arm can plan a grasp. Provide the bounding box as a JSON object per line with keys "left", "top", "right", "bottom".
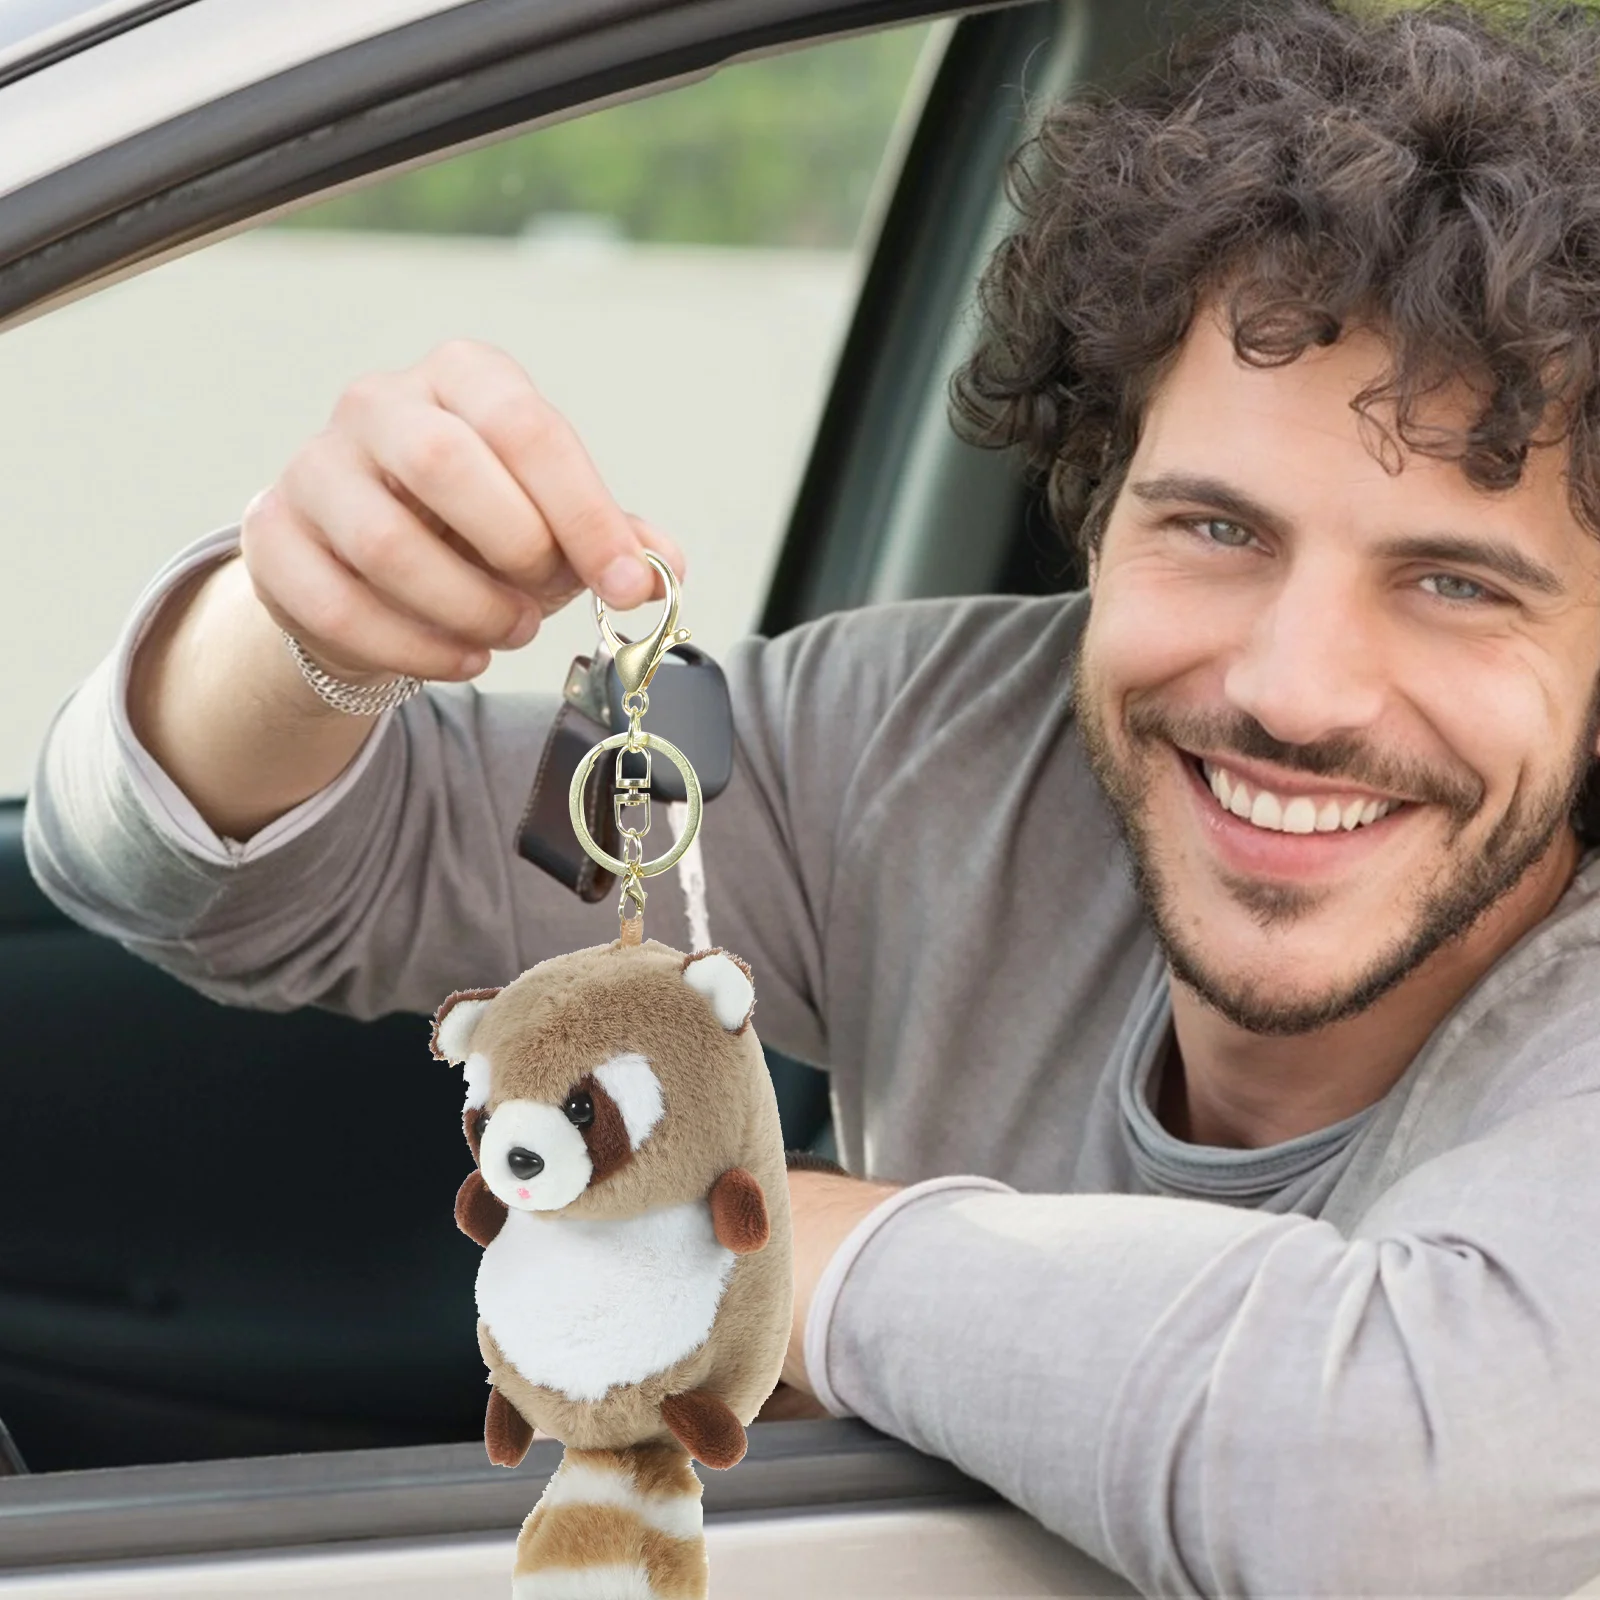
{"left": 279, "top": 629, "right": 424, "bottom": 716}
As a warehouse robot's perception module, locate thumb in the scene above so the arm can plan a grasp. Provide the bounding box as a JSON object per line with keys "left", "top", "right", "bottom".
{"left": 625, "top": 517, "right": 688, "bottom": 596}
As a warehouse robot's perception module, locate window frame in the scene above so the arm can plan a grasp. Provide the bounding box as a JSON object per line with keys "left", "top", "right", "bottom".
{"left": 767, "top": 0, "right": 1220, "bottom": 626}
{"left": 0, "top": 0, "right": 202, "bottom": 91}
{"left": 0, "top": 1420, "right": 1001, "bottom": 1568}
{"left": 0, "top": 0, "right": 1024, "bottom": 331}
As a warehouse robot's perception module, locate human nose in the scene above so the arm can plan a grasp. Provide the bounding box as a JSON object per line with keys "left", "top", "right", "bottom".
{"left": 1221, "top": 559, "right": 1388, "bottom": 746}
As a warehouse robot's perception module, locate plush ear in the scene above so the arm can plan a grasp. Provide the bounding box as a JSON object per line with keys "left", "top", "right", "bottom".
{"left": 430, "top": 987, "right": 501, "bottom": 1064}
{"left": 681, "top": 949, "right": 755, "bottom": 1033}
{"left": 461, "top": 1054, "right": 492, "bottom": 1113}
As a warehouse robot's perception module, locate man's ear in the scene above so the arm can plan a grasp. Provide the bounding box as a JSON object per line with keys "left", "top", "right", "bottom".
{"left": 682, "top": 949, "right": 755, "bottom": 1033}
{"left": 430, "top": 987, "right": 501, "bottom": 1064}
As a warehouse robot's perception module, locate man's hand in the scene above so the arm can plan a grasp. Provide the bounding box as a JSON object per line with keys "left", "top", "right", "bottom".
{"left": 241, "top": 338, "right": 685, "bottom": 685}
{"left": 130, "top": 339, "right": 686, "bottom": 843}
{"left": 781, "top": 1167, "right": 901, "bottom": 1396}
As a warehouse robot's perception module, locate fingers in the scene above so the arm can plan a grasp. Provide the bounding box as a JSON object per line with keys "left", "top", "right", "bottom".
{"left": 629, "top": 517, "right": 688, "bottom": 594}
{"left": 279, "top": 429, "right": 540, "bottom": 652}
{"left": 241, "top": 486, "right": 493, "bottom": 683}
{"left": 420, "top": 341, "right": 669, "bottom": 610}
{"left": 335, "top": 370, "right": 571, "bottom": 601}
{"left": 245, "top": 338, "right": 690, "bottom": 685}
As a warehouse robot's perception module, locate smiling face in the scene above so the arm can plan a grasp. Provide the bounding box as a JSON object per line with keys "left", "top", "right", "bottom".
{"left": 1074, "top": 308, "right": 1600, "bottom": 1035}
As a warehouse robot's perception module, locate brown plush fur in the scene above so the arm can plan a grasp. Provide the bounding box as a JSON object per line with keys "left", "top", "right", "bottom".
{"left": 708, "top": 1167, "right": 770, "bottom": 1253}
{"left": 658, "top": 1389, "right": 748, "bottom": 1469}
{"left": 682, "top": 947, "right": 756, "bottom": 1033}
{"left": 440, "top": 937, "right": 793, "bottom": 1463}
{"left": 513, "top": 1444, "right": 710, "bottom": 1594}
{"left": 572, "top": 1071, "right": 634, "bottom": 1185}
{"left": 454, "top": 1170, "right": 507, "bottom": 1247}
{"left": 486, "top": 1385, "right": 535, "bottom": 1467}
{"left": 515, "top": 1501, "right": 707, "bottom": 1597}
{"left": 566, "top": 1440, "right": 702, "bottom": 1497}
{"left": 431, "top": 986, "right": 503, "bottom": 1060}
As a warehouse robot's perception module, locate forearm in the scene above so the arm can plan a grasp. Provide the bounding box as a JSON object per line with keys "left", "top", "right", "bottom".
{"left": 26, "top": 525, "right": 558, "bottom": 1017}
{"left": 815, "top": 1188, "right": 1302, "bottom": 1582}
{"left": 811, "top": 1164, "right": 1600, "bottom": 1597}
{"left": 125, "top": 544, "right": 385, "bottom": 842}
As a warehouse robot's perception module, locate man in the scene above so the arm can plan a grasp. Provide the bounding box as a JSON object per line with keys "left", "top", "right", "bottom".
{"left": 25, "top": 0, "right": 1600, "bottom": 1591}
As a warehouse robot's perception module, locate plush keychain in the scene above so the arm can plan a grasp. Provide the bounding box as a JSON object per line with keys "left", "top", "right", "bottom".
{"left": 430, "top": 556, "right": 793, "bottom": 1599}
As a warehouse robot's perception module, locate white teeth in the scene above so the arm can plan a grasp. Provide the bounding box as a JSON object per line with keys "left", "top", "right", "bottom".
{"left": 1281, "top": 797, "right": 1317, "bottom": 834}
{"left": 1200, "top": 760, "right": 1399, "bottom": 836}
{"left": 1250, "top": 790, "right": 1282, "bottom": 829}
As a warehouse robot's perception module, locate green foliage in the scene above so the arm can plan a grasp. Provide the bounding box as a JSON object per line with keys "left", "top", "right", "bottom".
{"left": 275, "top": 25, "right": 931, "bottom": 248}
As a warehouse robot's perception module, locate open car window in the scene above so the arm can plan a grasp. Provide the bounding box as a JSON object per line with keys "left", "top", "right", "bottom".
{"left": 0, "top": 13, "right": 944, "bottom": 1491}
{"left": 1, "top": 21, "right": 937, "bottom": 802}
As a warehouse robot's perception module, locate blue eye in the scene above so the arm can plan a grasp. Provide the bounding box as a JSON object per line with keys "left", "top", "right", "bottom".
{"left": 1420, "top": 573, "right": 1490, "bottom": 604}
{"left": 1190, "top": 518, "right": 1253, "bottom": 548}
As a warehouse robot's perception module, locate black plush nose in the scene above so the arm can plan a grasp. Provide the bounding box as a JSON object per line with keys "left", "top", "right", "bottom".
{"left": 506, "top": 1147, "right": 544, "bottom": 1180}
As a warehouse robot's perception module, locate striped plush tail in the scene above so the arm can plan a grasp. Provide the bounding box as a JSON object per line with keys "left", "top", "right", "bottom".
{"left": 512, "top": 1440, "right": 708, "bottom": 1599}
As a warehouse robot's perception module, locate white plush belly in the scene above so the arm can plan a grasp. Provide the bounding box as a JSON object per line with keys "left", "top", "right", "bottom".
{"left": 477, "top": 1200, "right": 737, "bottom": 1403}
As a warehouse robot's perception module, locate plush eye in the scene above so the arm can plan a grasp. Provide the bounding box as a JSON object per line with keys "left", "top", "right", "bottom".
{"left": 563, "top": 1090, "right": 594, "bottom": 1128}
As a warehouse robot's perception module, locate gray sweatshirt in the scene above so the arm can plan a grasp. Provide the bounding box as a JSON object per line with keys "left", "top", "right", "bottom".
{"left": 24, "top": 526, "right": 1600, "bottom": 1597}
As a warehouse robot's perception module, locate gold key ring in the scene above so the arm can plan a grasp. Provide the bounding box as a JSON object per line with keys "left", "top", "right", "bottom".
{"left": 568, "top": 730, "right": 703, "bottom": 876}
{"left": 593, "top": 551, "right": 692, "bottom": 701}
{"left": 574, "top": 552, "right": 703, "bottom": 896}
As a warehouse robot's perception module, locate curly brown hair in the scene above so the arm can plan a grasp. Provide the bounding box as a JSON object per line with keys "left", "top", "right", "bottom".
{"left": 950, "top": 0, "right": 1600, "bottom": 556}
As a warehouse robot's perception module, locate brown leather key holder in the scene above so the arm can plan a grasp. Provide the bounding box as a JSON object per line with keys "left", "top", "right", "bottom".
{"left": 516, "top": 643, "right": 733, "bottom": 901}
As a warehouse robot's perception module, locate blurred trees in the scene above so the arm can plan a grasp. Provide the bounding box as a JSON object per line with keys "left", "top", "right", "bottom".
{"left": 276, "top": 25, "right": 931, "bottom": 249}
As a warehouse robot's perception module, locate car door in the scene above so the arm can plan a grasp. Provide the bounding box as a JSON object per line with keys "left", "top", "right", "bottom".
{"left": 0, "top": 0, "right": 1188, "bottom": 1592}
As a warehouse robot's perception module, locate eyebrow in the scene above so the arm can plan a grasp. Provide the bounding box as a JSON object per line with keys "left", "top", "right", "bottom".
{"left": 1371, "top": 535, "right": 1565, "bottom": 598}
{"left": 1128, "top": 471, "right": 1566, "bottom": 598}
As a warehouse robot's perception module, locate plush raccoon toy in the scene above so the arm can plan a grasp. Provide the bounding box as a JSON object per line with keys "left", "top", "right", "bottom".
{"left": 430, "top": 936, "right": 793, "bottom": 1599}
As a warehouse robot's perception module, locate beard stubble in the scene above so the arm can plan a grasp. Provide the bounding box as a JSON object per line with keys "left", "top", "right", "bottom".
{"left": 1069, "top": 638, "right": 1596, "bottom": 1036}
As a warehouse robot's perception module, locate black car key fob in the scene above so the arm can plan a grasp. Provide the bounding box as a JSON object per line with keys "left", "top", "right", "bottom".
{"left": 605, "top": 642, "right": 733, "bottom": 802}
{"left": 517, "top": 641, "right": 733, "bottom": 900}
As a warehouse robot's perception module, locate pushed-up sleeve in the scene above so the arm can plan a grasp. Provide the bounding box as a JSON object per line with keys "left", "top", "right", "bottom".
{"left": 22, "top": 525, "right": 661, "bottom": 1018}
{"left": 22, "top": 526, "right": 965, "bottom": 1058}
{"left": 811, "top": 1090, "right": 1600, "bottom": 1596}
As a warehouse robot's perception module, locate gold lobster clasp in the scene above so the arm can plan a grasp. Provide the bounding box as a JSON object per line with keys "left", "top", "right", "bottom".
{"left": 593, "top": 550, "right": 692, "bottom": 702}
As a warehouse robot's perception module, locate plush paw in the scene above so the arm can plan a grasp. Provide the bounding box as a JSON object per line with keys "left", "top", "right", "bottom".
{"left": 708, "top": 1167, "right": 769, "bottom": 1254}
{"left": 456, "top": 1169, "right": 508, "bottom": 1247}
{"left": 660, "top": 1388, "right": 747, "bottom": 1469}
{"left": 486, "top": 1386, "right": 534, "bottom": 1468}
